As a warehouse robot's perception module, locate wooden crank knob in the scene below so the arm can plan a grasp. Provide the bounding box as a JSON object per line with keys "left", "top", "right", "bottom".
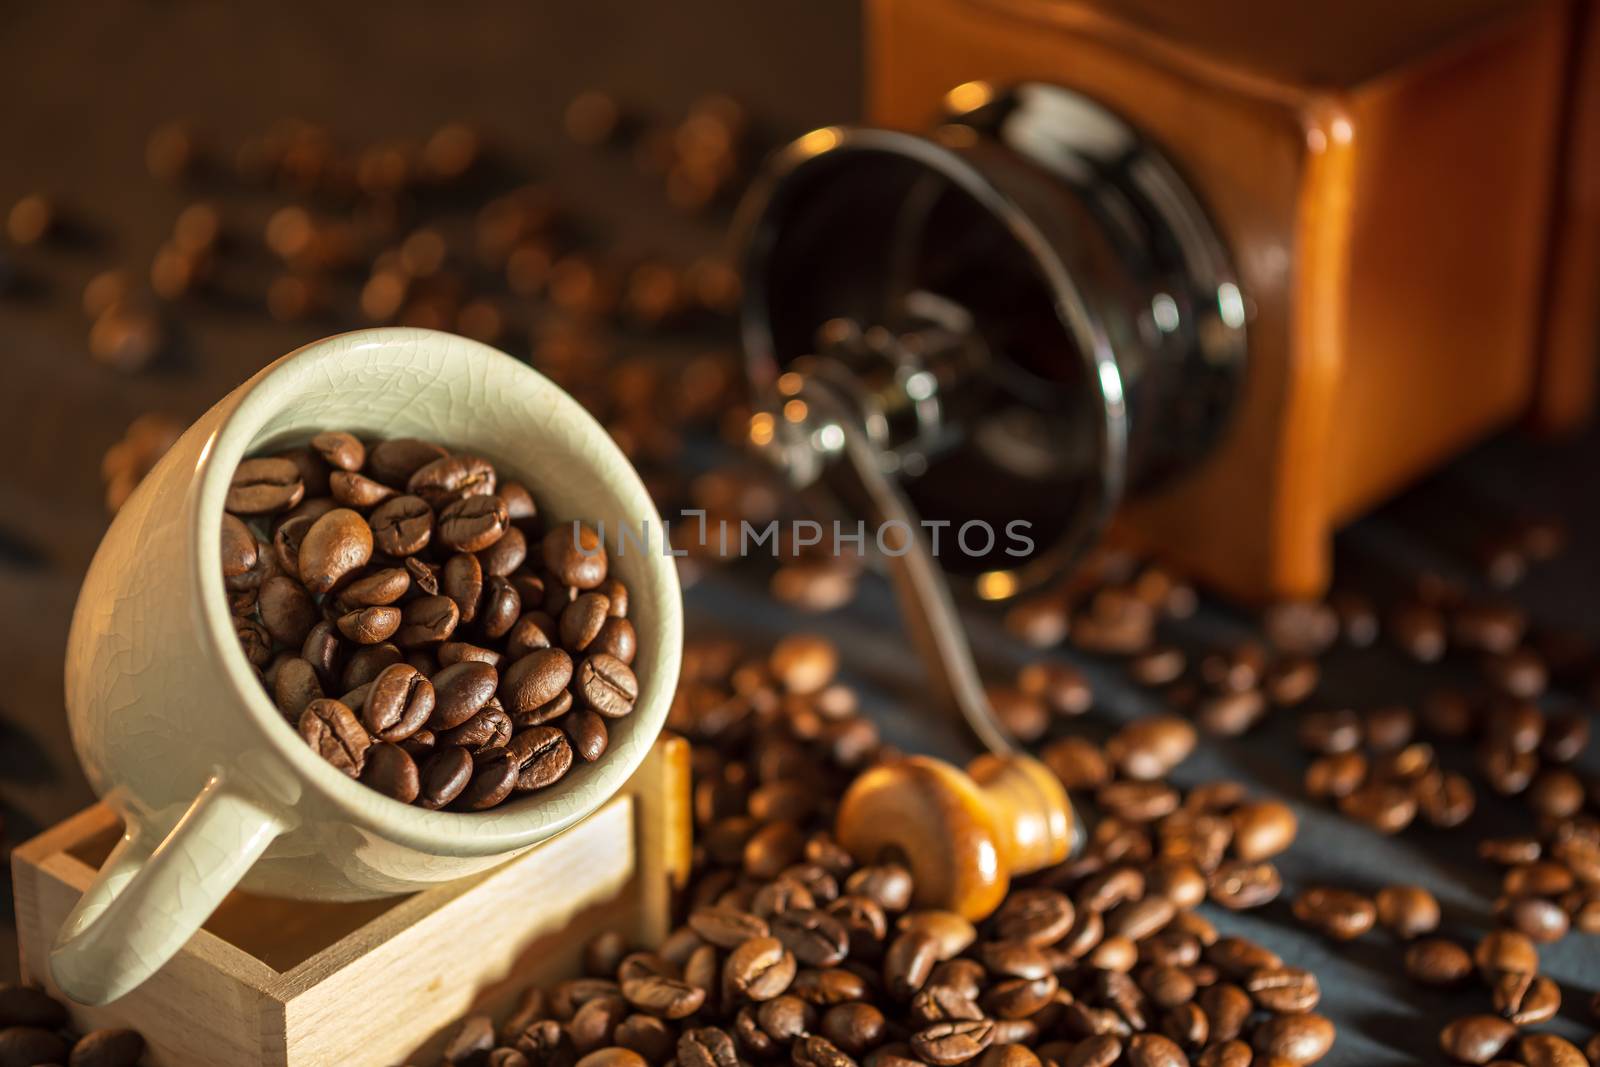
{"left": 834, "top": 752, "right": 1075, "bottom": 921}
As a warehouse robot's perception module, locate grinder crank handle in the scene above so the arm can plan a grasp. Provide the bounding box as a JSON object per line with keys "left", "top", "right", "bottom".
{"left": 781, "top": 375, "right": 1015, "bottom": 757}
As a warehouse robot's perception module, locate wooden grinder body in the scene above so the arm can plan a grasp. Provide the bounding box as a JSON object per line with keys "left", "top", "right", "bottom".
{"left": 869, "top": 0, "right": 1600, "bottom": 600}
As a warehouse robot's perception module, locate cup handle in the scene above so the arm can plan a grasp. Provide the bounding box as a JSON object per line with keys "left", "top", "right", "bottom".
{"left": 50, "top": 774, "right": 288, "bottom": 1005}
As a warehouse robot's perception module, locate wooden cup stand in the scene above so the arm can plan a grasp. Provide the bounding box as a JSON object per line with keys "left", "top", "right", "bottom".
{"left": 10, "top": 736, "right": 692, "bottom": 1067}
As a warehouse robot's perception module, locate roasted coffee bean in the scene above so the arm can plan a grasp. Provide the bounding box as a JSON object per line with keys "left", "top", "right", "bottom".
{"left": 408, "top": 453, "right": 497, "bottom": 509}
{"left": 677, "top": 1027, "right": 739, "bottom": 1067}
{"left": 991, "top": 888, "right": 1074, "bottom": 945}
{"left": 221, "top": 513, "right": 258, "bottom": 578}
{"left": 1265, "top": 655, "right": 1319, "bottom": 706}
{"left": 1493, "top": 971, "right": 1560, "bottom": 1025}
{"left": 725, "top": 937, "right": 796, "bottom": 1000}
{"left": 1439, "top": 1015, "right": 1515, "bottom": 1064}
{"left": 580, "top": 653, "right": 639, "bottom": 717}
{"left": 1502, "top": 862, "right": 1572, "bottom": 897}
{"left": 1105, "top": 896, "right": 1175, "bottom": 942}
{"left": 884, "top": 932, "right": 940, "bottom": 999}
{"left": 503, "top": 648, "right": 576, "bottom": 715}
{"left": 558, "top": 708, "right": 608, "bottom": 762}
{"left": 367, "top": 437, "right": 449, "bottom": 487}
{"left": 272, "top": 656, "right": 324, "bottom": 718}
{"left": 1203, "top": 940, "right": 1280, "bottom": 985}
{"left": 398, "top": 730, "right": 437, "bottom": 763}
{"left": 480, "top": 525, "right": 529, "bottom": 577}
{"left": 417, "top": 746, "right": 474, "bottom": 810}
{"left": 1244, "top": 966, "right": 1320, "bottom": 1013}
{"left": 439, "top": 493, "right": 511, "bottom": 552}
{"left": 228, "top": 456, "right": 305, "bottom": 514}
{"left": 454, "top": 754, "right": 520, "bottom": 810}
{"left": 1229, "top": 801, "right": 1297, "bottom": 861}
{"left": 513, "top": 727, "right": 575, "bottom": 791}
{"left": 616, "top": 1014, "right": 676, "bottom": 1063}
{"left": 982, "top": 974, "right": 1055, "bottom": 1019}
{"left": 792, "top": 1035, "right": 855, "bottom": 1067}
{"left": 298, "top": 507, "right": 373, "bottom": 593}
{"left": 590, "top": 617, "right": 638, "bottom": 664}
{"left": 1291, "top": 887, "right": 1375, "bottom": 940}
{"left": 338, "top": 605, "right": 402, "bottom": 644}
{"left": 516, "top": 689, "right": 575, "bottom": 729}
{"left": 66, "top": 1027, "right": 146, "bottom": 1067}
{"left": 1404, "top": 938, "right": 1473, "bottom": 986}
{"left": 562, "top": 592, "right": 612, "bottom": 652}
{"left": 773, "top": 910, "right": 850, "bottom": 968}
{"left": 249, "top": 579, "right": 315, "bottom": 646}
{"left": 398, "top": 594, "right": 462, "bottom": 648}
{"left": 361, "top": 742, "right": 421, "bottom": 803}
{"left": 1253, "top": 1013, "right": 1334, "bottom": 1064}
{"left": 370, "top": 494, "right": 434, "bottom": 556}
{"left": 623, "top": 976, "right": 706, "bottom": 1020}
{"left": 440, "top": 641, "right": 503, "bottom": 668}
{"left": 308, "top": 430, "right": 364, "bottom": 472}
{"left": 429, "top": 660, "right": 499, "bottom": 729}
{"left": 819, "top": 1002, "right": 885, "bottom": 1055}
{"left": 1042, "top": 738, "right": 1111, "bottom": 790}
{"left": 575, "top": 1049, "right": 645, "bottom": 1067}
{"left": 1207, "top": 861, "right": 1281, "bottom": 910}
{"left": 1517, "top": 1034, "right": 1586, "bottom": 1067}
{"left": 911, "top": 1020, "right": 994, "bottom": 1066}
{"left": 1062, "top": 1035, "right": 1121, "bottom": 1067}
{"left": 330, "top": 470, "right": 397, "bottom": 508}
{"left": 1336, "top": 781, "right": 1416, "bottom": 834}
{"left": 1494, "top": 894, "right": 1569, "bottom": 942}
{"left": 545, "top": 523, "right": 609, "bottom": 589}
{"left": 296, "top": 617, "right": 340, "bottom": 681}
{"left": 480, "top": 576, "right": 522, "bottom": 640}
{"left": 910, "top": 986, "right": 984, "bottom": 1027}
{"left": 272, "top": 513, "right": 314, "bottom": 575}
{"left": 507, "top": 611, "right": 557, "bottom": 659}
{"left": 689, "top": 907, "right": 770, "bottom": 949}
{"left": 299, "top": 698, "right": 370, "bottom": 776}
{"left": 1193, "top": 1041, "right": 1250, "bottom": 1067}
{"left": 338, "top": 641, "right": 397, "bottom": 691}
{"left": 497, "top": 480, "right": 540, "bottom": 530}
{"left": 1105, "top": 716, "right": 1195, "bottom": 781}
{"left": 339, "top": 567, "right": 411, "bottom": 608}
{"left": 897, "top": 911, "right": 975, "bottom": 959}
{"left": 1124, "top": 1034, "right": 1187, "bottom": 1067}
{"left": 1374, "top": 885, "right": 1440, "bottom": 939}
{"left": 1474, "top": 930, "right": 1538, "bottom": 978}
{"left": 439, "top": 701, "right": 514, "bottom": 752}
{"left": 1198, "top": 984, "right": 1251, "bottom": 1043}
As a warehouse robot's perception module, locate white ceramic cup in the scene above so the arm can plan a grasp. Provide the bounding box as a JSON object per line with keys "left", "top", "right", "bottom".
{"left": 53, "top": 328, "right": 683, "bottom": 1005}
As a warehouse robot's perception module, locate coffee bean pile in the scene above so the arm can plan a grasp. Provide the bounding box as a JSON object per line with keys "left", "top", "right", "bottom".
{"left": 0, "top": 983, "right": 144, "bottom": 1067}
{"left": 422, "top": 634, "right": 1343, "bottom": 1067}
{"left": 990, "top": 538, "right": 1600, "bottom": 1063}
{"left": 223, "top": 433, "right": 642, "bottom": 811}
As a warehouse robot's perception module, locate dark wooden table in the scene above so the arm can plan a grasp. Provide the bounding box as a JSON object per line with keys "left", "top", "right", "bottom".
{"left": 0, "top": 4, "right": 1596, "bottom": 1064}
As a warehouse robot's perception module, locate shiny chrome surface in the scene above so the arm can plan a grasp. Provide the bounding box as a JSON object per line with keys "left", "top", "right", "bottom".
{"left": 738, "top": 83, "right": 1248, "bottom": 599}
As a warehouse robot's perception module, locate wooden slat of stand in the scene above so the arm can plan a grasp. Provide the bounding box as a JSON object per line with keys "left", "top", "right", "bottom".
{"left": 11, "top": 735, "right": 692, "bottom": 1067}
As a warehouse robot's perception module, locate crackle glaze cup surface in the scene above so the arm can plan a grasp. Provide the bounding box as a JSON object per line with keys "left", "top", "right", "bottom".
{"left": 55, "top": 328, "right": 683, "bottom": 1005}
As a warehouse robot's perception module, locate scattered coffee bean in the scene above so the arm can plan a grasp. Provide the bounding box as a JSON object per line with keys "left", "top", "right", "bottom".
{"left": 1439, "top": 1015, "right": 1515, "bottom": 1064}
{"left": 1374, "top": 884, "right": 1440, "bottom": 939}
{"left": 1291, "top": 887, "right": 1376, "bottom": 941}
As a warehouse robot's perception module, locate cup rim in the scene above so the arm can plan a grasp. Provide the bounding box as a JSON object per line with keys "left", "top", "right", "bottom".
{"left": 190, "top": 327, "right": 683, "bottom": 856}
